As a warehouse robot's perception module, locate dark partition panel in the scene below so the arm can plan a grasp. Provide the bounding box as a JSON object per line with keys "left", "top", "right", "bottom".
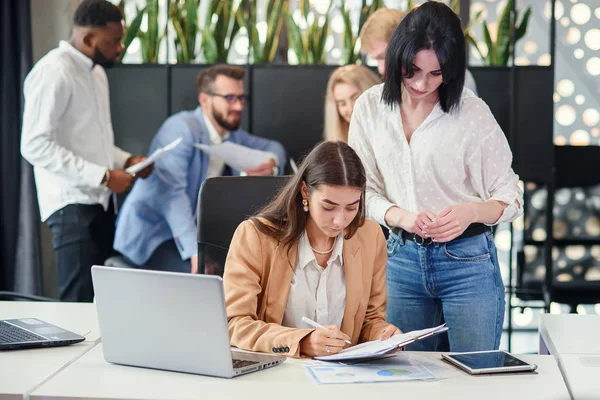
{"left": 170, "top": 64, "right": 250, "bottom": 131}
{"left": 106, "top": 65, "right": 169, "bottom": 157}
{"left": 513, "top": 66, "right": 554, "bottom": 182}
{"left": 470, "top": 67, "right": 511, "bottom": 136}
{"left": 250, "top": 65, "right": 336, "bottom": 166}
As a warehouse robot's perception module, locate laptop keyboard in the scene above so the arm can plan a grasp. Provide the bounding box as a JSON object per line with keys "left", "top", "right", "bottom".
{"left": 0, "top": 321, "right": 46, "bottom": 344}
{"left": 232, "top": 359, "right": 260, "bottom": 369}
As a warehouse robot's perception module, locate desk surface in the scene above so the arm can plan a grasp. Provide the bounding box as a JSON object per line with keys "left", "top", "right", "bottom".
{"left": 0, "top": 301, "right": 100, "bottom": 342}
{"left": 30, "top": 345, "right": 569, "bottom": 400}
{"left": 539, "top": 314, "right": 600, "bottom": 355}
{"left": 558, "top": 354, "right": 600, "bottom": 400}
{"left": 0, "top": 342, "right": 93, "bottom": 400}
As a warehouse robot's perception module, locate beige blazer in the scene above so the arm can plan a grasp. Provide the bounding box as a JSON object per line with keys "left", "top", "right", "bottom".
{"left": 223, "top": 218, "right": 393, "bottom": 358}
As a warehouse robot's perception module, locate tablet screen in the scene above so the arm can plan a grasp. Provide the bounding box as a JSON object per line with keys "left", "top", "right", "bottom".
{"left": 448, "top": 351, "right": 530, "bottom": 370}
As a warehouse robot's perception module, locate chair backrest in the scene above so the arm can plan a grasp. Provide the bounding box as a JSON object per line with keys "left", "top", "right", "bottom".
{"left": 197, "top": 176, "right": 290, "bottom": 276}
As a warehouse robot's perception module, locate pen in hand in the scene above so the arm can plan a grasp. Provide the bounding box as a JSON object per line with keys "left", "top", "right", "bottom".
{"left": 301, "top": 316, "right": 352, "bottom": 345}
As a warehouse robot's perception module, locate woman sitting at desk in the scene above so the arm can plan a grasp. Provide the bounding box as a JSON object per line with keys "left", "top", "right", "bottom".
{"left": 224, "top": 141, "right": 401, "bottom": 358}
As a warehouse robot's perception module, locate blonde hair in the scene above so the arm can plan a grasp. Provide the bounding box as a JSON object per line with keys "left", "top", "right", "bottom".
{"left": 359, "top": 8, "right": 406, "bottom": 53}
{"left": 324, "top": 65, "right": 381, "bottom": 142}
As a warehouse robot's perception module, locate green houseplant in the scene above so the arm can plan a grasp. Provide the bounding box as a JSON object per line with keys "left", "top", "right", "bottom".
{"left": 201, "top": 0, "right": 246, "bottom": 63}
{"left": 340, "top": 0, "right": 384, "bottom": 65}
{"left": 242, "top": 0, "right": 288, "bottom": 63}
{"left": 284, "top": 0, "right": 333, "bottom": 64}
{"left": 117, "top": 0, "right": 145, "bottom": 62}
{"left": 169, "top": 0, "right": 200, "bottom": 63}
{"left": 466, "top": 0, "right": 531, "bottom": 66}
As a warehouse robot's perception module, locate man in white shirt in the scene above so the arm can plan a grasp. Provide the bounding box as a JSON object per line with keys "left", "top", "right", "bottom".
{"left": 21, "top": 0, "right": 152, "bottom": 302}
{"left": 359, "top": 8, "right": 479, "bottom": 95}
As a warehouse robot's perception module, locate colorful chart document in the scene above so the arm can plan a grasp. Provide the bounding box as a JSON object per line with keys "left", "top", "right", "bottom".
{"left": 305, "top": 364, "right": 436, "bottom": 384}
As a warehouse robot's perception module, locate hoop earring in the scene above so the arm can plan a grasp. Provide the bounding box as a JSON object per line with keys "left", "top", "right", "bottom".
{"left": 302, "top": 199, "right": 309, "bottom": 212}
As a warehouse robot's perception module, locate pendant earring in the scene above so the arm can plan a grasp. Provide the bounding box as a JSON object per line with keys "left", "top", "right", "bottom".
{"left": 302, "top": 199, "right": 309, "bottom": 212}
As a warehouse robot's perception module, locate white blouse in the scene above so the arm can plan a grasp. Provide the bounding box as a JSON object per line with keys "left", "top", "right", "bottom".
{"left": 349, "top": 84, "right": 523, "bottom": 227}
{"left": 282, "top": 232, "right": 346, "bottom": 329}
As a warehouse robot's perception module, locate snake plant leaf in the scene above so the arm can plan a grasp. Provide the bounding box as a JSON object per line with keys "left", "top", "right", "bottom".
{"left": 285, "top": 10, "right": 306, "bottom": 63}
{"left": 495, "top": 0, "right": 513, "bottom": 66}
{"left": 515, "top": 6, "right": 532, "bottom": 42}
{"left": 184, "top": 0, "right": 198, "bottom": 58}
{"left": 301, "top": 0, "right": 310, "bottom": 19}
{"left": 203, "top": 29, "right": 219, "bottom": 63}
{"left": 264, "top": 0, "right": 286, "bottom": 62}
{"left": 482, "top": 22, "right": 494, "bottom": 65}
{"left": 121, "top": 6, "right": 145, "bottom": 61}
{"left": 147, "top": 0, "right": 159, "bottom": 62}
{"left": 465, "top": 32, "right": 485, "bottom": 62}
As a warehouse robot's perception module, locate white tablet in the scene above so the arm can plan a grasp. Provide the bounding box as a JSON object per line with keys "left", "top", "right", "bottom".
{"left": 442, "top": 350, "right": 538, "bottom": 375}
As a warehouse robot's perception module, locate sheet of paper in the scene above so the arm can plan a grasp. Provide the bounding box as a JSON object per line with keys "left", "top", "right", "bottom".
{"left": 314, "top": 324, "right": 448, "bottom": 362}
{"left": 194, "top": 141, "right": 274, "bottom": 171}
{"left": 126, "top": 137, "right": 183, "bottom": 174}
{"left": 305, "top": 364, "right": 436, "bottom": 384}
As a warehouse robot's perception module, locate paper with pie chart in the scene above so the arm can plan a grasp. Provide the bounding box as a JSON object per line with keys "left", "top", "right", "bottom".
{"left": 305, "top": 364, "right": 436, "bottom": 384}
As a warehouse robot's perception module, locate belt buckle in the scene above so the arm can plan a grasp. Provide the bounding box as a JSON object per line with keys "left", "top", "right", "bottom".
{"left": 413, "top": 234, "right": 433, "bottom": 246}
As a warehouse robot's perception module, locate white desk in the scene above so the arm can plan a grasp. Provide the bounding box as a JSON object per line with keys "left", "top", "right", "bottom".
{"left": 0, "top": 342, "right": 94, "bottom": 400}
{"left": 30, "top": 345, "right": 569, "bottom": 400}
{"left": 0, "top": 301, "right": 100, "bottom": 342}
{"left": 0, "top": 301, "right": 99, "bottom": 400}
{"left": 539, "top": 314, "right": 600, "bottom": 400}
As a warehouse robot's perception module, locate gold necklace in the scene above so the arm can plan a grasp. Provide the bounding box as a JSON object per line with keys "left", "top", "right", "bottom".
{"left": 310, "top": 236, "right": 337, "bottom": 255}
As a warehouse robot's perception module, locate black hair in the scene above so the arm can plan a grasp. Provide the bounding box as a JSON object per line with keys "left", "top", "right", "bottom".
{"left": 73, "top": 0, "right": 123, "bottom": 27}
{"left": 382, "top": 1, "right": 466, "bottom": 113}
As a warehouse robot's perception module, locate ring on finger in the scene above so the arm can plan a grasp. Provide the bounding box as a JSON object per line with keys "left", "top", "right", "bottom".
{"left": 325, "top": 345, "right": 331, "bottom": 353}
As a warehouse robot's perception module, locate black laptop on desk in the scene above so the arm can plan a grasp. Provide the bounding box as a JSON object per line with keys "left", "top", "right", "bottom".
{"left": 0, "top": 318, "right": 85, "bottom": 350}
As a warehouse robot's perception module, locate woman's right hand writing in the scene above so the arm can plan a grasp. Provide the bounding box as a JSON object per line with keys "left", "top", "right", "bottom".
{"left": 299, "top": 326, "right": 351, "bottom": 357}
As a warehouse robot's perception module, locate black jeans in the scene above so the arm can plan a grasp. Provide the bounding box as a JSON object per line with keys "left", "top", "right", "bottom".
{"left": 46, "top": 202, "right": 115, "bottom": 302}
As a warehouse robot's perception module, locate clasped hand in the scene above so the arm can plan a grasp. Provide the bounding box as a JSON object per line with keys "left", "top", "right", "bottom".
{"left": 403, "top": 204, "right": 476, "bottom": 243}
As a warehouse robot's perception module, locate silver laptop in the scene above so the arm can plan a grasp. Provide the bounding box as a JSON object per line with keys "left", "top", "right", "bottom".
{"left": 91, "top": 266, "right": 285, "bottom": 378}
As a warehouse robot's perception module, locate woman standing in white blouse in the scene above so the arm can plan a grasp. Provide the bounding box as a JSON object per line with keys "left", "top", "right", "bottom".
{"left": 349, "top": 2, "right": 523, "bottom": 352}
{"left": 224, "top": 141, "right": 401, "bottom": 358}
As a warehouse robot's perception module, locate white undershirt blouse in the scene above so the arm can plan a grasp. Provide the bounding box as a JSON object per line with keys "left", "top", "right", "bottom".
{"left": 349, "top": 84, "right": 523, "bottom": 227}
{"left": 282, "top": 232, "right": 347, "bottom": 329}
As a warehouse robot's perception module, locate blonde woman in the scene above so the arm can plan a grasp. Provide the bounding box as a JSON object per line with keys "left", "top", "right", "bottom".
{"left": 324, "top": 65, "right": 381, "bottom": 142}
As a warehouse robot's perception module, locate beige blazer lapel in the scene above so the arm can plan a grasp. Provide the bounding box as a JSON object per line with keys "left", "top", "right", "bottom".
{"left": 340, "top": 238, "right": 363, "bottom": 340}
{"left": 263, "top": 243, "right": 297, "bottom": 324}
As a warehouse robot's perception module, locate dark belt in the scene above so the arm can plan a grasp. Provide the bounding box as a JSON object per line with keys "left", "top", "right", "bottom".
{"left": 391, "top": 223, "right": 490, "bottom": 246}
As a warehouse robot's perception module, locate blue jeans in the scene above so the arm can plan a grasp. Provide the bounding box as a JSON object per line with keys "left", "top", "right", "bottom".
{"left": 386, "top": 229, "right": 505, "bottom": 352}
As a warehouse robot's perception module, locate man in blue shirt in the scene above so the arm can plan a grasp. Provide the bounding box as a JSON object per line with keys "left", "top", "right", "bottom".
{"left": 114, "top": 65, "right": 286, "bottom": 274}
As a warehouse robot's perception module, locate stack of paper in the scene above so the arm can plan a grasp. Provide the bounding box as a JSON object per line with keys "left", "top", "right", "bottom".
{"left": 194, "top": 142, "right": 274, "bottom": 171}
{"left": 314, "top": 324, "right": 448, "bottom": 362}
{"left": 126, "top": 137, "right": 183, "bottom": 175}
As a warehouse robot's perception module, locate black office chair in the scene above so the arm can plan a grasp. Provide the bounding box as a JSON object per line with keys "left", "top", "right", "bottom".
{"left": 196, "top": 176, "right": 290, "bottom": 276}
{"left": 516, "top": 146, "right": 600, "bottom": 311}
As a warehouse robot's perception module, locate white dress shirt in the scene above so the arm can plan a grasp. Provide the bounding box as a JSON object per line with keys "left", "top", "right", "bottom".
{"left": 349, "top": 84, "right": 523, "bottom": 227}
{"left": 282, "top": 232, "right": 346, "bottom": 329}
{"left": 21, "top": 41, "right": 130, "bottom": 221}
{"left": 202, "top": 110, "right": 230, "bottom": 179}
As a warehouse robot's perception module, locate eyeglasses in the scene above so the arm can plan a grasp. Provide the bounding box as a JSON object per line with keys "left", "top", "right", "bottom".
{"left": 206, "top": 93, "right": 247, "bottom": 103}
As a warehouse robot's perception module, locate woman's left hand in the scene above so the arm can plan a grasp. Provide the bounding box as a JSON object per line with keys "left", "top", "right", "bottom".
{"left": 379, "top": 324, "right": 402, "bottom": 340}
{"left": 426, "top": 204, "right": 476, "bottom": 242}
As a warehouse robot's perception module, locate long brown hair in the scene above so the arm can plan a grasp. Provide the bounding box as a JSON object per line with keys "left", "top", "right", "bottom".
{"left": 251, "top": 141, "right": 367, "bottom": 256}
